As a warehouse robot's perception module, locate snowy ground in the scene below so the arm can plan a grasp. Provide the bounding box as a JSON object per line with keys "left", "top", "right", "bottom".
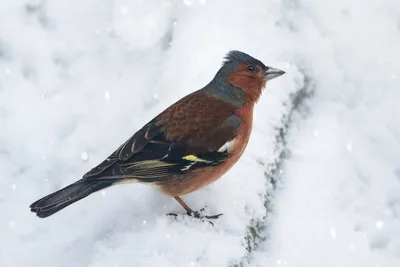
{"left": 1, "top": 0, "right": 400, "bottom": 267}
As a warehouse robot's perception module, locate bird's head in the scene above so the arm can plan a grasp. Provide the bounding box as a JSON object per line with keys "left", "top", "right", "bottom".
{"left": 207, "top": 50, "right": 285, "bottom": 106}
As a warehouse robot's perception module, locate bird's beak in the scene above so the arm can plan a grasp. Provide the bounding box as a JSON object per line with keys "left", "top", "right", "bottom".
{"left": 264, "top": 67, "right": 285, "bottom": 81}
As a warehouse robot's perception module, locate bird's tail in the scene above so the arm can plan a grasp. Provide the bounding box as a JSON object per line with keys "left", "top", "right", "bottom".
{"left": 30, "top": 179, "right": 116, "bottom": 218}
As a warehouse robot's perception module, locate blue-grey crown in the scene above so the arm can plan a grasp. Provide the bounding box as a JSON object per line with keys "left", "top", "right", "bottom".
{"left": 223, "top": 50, "right": 266, "bottom": 69}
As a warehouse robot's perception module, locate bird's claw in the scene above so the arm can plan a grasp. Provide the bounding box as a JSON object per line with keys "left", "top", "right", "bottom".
{"left": 187, "top": 211, "right": 222, "bottom": 226}
{"left": 167, "top": 209, "right": 223, "bottom": 225}
{"left": 205, "top": 213, "right": 223, "bottom": 220}
{"left": 188, "top": 210, "right": 223, "bottom": 220}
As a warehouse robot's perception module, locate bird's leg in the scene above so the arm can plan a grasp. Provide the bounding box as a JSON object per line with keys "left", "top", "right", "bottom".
{"left": 173, "top": 196, "right": 195, "bottom": 214}
{"left": 168, "top": 196, "right": 223, "bottom": 220}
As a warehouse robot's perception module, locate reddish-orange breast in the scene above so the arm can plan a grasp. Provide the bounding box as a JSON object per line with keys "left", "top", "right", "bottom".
{"left": 155, "top": 102, "right": 255, "bottom": 196}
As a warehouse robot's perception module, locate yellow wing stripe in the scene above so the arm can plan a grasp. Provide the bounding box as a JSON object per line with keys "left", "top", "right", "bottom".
{"left": 182, "top": 155, "right": 212, "bottom": 163}
{"left": 118, "top": 155, "right": 220, "bottom": 180}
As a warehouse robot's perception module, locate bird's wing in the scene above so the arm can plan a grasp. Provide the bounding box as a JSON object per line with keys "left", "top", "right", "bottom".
{"left": 82, "top": 91, "right": 242, "bottom": 182}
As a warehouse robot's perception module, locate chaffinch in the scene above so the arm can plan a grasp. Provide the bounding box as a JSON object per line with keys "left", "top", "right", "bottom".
{"left": 30, "top": 50, "right": 285, "bottom": 219}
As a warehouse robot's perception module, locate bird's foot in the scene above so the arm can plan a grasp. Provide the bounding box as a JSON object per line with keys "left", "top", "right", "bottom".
{"left": 188, "top": 210, "right": 223, "bottom": 220}
{"left": 167, "top": 207, "right": 223, "bottom": 224}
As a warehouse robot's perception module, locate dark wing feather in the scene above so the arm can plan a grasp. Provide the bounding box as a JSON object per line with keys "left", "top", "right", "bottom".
{"left": 83, "top": 120, "right": 165, "bottom": 178}
{"left": 82, "top": 91, "right": 241, "bottom": 182}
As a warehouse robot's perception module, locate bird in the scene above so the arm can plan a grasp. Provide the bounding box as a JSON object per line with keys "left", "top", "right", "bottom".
{"left": 30, "top": 50, "right": 285, "bottom": 219}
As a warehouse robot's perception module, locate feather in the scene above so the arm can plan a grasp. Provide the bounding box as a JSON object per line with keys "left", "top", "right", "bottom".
{"left": 81, "top": 91, "right": 242, "bottom": 183}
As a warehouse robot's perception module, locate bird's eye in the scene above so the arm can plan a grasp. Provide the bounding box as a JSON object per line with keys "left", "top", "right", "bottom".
{"left": 247, "top": 65, "right": 256, "bottom": 72}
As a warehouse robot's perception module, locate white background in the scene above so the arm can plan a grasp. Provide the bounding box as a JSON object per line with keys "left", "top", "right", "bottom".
{"left": 1, "top": 0, "right": 399, "bottom": 266}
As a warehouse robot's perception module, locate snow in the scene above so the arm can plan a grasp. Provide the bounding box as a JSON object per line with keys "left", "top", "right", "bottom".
{"left": 0, "top": 0, "right": 399, "bottom": 267}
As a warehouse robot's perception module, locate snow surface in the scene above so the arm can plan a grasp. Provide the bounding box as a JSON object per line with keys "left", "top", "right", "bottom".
{"left": 0, "top": 0, "right": 399, "bottom": 267}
